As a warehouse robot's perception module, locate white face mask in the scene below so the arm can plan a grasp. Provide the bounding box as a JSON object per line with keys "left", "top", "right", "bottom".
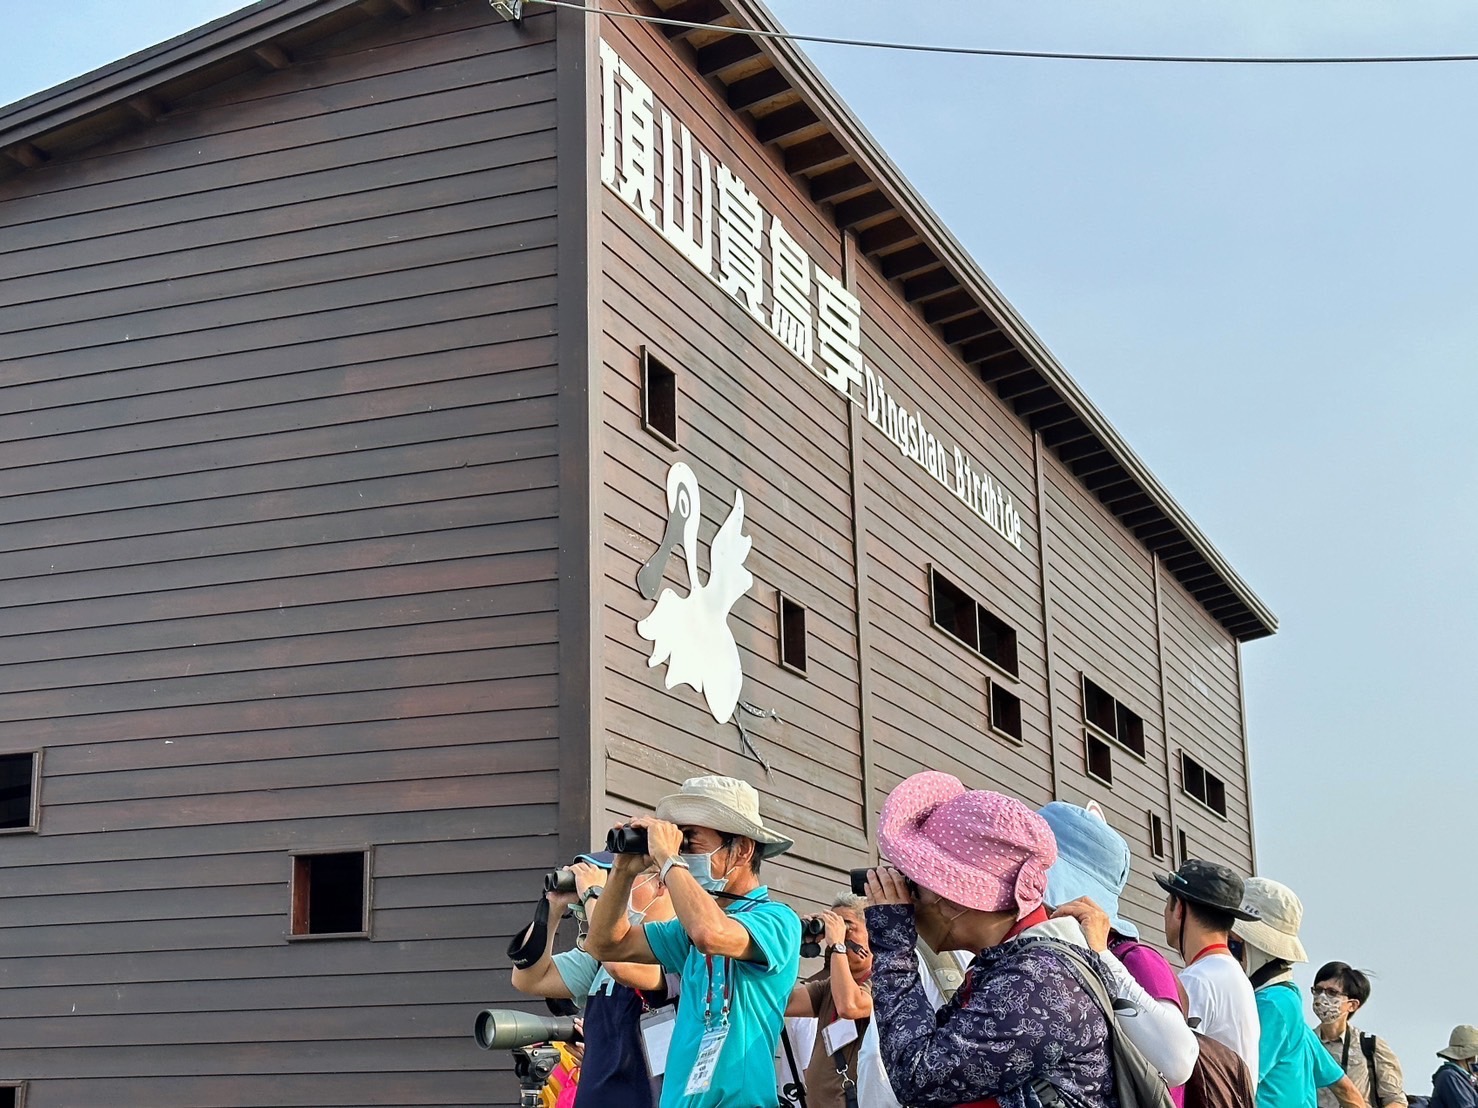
{"left": 681, "top": 844, "right": 731, "bottom": 892}
{"left": 627, "top": 874, "right": 657, "bottom": 927}
{"left": 1311, "top": 994, "right": 1345, "bottom": 1022}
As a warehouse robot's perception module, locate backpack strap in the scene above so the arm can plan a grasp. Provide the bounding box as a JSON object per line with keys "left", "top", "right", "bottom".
{"left": 915, "top": 939, "right": 965, "bottom": 1003}
{"left": 1360, "top": 1033, "right": 1380, "bottom": 1107}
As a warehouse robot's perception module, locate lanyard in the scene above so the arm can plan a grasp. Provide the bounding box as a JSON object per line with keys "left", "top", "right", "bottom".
{"left": 1189, "top": 942, "right": 1230, "bottom": 965}
{"left": 702, "top": 954, "right": 734, "bottom": 1028}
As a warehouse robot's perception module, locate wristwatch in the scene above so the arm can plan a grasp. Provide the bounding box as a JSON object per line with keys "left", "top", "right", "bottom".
{"left": 659, "top": 856, "right": 690, "bottom": 883}
{"left": 579, "top": 886, "right": 602, "bottom": 907}
{"left": 828, "top": 943, "right": 848, "bottom": 956}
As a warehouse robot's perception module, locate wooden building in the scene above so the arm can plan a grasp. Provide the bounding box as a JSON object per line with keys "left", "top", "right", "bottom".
{"left": 0, "top": 0, "right": 1276, "bottom": 1103}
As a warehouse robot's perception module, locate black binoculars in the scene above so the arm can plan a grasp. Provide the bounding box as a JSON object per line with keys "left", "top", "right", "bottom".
{"left": 543, "top": 869, "right": 577, "bottom": 894}
{"left": 606, "top": 825, "right": 649, "bottom": 855}
{"left": 849, "top": 867, "right": 918, "bottom": 898}
{"left": 799, "top": 914, "right": 827, "bottom": 959}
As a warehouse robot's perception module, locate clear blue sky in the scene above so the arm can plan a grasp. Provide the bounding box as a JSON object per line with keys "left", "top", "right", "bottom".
{"left": 5, "top": 0, "right": 1474, "bottom": 1088}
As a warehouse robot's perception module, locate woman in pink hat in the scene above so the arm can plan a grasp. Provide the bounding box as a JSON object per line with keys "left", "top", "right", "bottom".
{"left": 862, "top": 771, "right": 1117, "bottom": 1108}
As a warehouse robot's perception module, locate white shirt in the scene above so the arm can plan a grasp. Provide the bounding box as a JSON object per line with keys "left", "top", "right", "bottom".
{"left": 1181, "top": 951, "right": 1260, "bottom": 1076}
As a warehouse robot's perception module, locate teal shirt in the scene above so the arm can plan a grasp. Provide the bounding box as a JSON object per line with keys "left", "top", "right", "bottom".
{"left": 1255, "top": 982, "right": 1345, "bottom": 1108}
{"left": 642, "top": 887, "right": 800, "bottom": 1108}
{"left": 551, "top": 948, "right": 616, "bottom": 1006}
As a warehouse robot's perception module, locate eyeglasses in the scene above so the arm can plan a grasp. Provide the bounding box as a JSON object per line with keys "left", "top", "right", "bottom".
{"left": 1310, "top": 987, "right": 1347, "bottom": 999}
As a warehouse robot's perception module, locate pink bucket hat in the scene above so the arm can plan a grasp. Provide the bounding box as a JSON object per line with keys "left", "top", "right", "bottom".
{"left": 878, "top": 771, "right": 1056, "bottom": 917}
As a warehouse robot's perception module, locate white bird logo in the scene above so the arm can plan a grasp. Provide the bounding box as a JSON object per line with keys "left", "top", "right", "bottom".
{"left": 636, "top": 462, "right": 753, "bottom": 725}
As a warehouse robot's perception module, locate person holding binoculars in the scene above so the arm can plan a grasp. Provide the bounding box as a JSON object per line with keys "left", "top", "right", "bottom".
{"left": 509, "top": 850, "right": 676, "bottom": 1108}
{"left": 585, "top": 775, "right": 801, "bottom": 1108}
{"left": 786, "top": 893, "right": 874, "bottom": 1108}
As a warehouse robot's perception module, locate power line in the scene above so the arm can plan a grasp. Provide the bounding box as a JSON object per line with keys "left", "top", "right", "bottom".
{"left": 523, "top": 0, "right": 1478, "bottom": 65}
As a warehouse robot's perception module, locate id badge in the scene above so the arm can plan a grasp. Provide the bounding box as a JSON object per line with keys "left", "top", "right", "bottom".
{"left": 822, "top": 1017, "right": 859, "bottom": 1055}
{"left": 683, "top": 1024, "right": 729, "bottom": 1096}
{"left": 639, "top": 1007, "right": 678, "bottom": 1077}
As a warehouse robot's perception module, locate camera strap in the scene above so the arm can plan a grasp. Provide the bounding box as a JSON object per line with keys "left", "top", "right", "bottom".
{"left": 507, "top": 896, "right": 552, "bottom": 969}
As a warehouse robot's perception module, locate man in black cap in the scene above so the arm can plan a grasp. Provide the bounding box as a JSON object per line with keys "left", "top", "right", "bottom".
{"left": 1159, "top": 858, "right": 1263, "bottom": 1075}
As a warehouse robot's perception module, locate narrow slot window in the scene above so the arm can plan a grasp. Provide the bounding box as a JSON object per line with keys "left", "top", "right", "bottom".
{"left": 290, "top": 850, "right": 370, "bottom": 938}
{"left": 1182, "top": 753, "right": 1207, "bottom": 804}
{"left": 1082, "top": 677, "right": 1117, "bottom": 735}
{"left": 977, "top": 607, "right": 1019, "bottom": 678}
{"left": 989, "top": 684, "right": 1022, "bottom": 741}
{"left": 1177, "top": 829, "right": 1190, "bottom": 866}
{"left": 641, "top": 346, "right": 678, "bottom": 447}
{"left": 0, "top": 752, "right": 39, "bottom": 833}
{"left": 1085, "top": 733, "right": 1113, "bottom": 785}
{"left": 777, "top": 594, "right": 808, "bottom": 675}
{"left": 1148, "top": 812, "right": 1166, "bottom": 860}
{"left": 930, "top": 569, "right": 978, "bottom": 652}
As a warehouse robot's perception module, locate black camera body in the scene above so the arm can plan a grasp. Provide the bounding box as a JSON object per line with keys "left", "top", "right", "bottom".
{"left": 850, "top": 866, "right": 918, "bottom": 898}
{"left": 606, "top": 825, "right": 649, "bottom": 854}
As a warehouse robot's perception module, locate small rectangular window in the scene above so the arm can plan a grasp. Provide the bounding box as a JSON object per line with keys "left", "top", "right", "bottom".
{"left": 0, "top": 1082, "right": 25, "bottom": 1108}
{"left": 0, "top": 752, "right": 39, "bottom": 833}
{"left": 1177, "top": 829, "right": 1190, "bottom": 866}
{"left": 930, "top": 569, "right": 978, "bottom": 651}
{"left": 977, "top": 607, "right": 1019, "bottom": 678}
{"left": 1180, "top": 753, "right": 1227, "bottom": 817}
{"left": 1115, "top": 702, "right": 1145, "bottom": 757}
{"left": 1148, "top": 812, "right": 1166, "bottom": 860}
{"left": 1085, "top": 733, "right": 1113, "bottom": 785}
{"left": 777, "top": 594, "right": 808, "bottom": 675}
{"left": 641, "top": 346, "right": 678, "bottom": 447}
{"left": 989, "top": 684, "right": 1022, "bottom": 741}
{"left": 290, "top": 850, "right": 371, "bottom": 939}
{"left": 1082, "top": 677, "right": 1117, "bottom": 735}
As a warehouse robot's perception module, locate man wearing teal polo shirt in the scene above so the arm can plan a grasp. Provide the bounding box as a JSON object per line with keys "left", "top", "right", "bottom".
{"left": 586, "top": 775, "right": 801, "bottom": 1108}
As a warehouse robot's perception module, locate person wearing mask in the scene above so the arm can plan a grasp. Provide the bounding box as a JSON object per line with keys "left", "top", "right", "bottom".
{"left": 585, "top": 775, "right": 801, "bottom": 1108}
{"left": 510, "top": 852, "right": 677, "bottom": 1108}
{"left": 1231, "top": 877, "right": 1367, "bottom": 1108}
{"left": 1039, "top": 801, "right": 1199, "bottom": 1098}
{"left": 1429, "top": 1027, "right": 1478, "bottom": 1108}
{"left": 785, "top": 892, "right": 874, "bottom": 1108}
{"left": 1159, "top": 859, "right": 1262, "bottom": 1074}
{"left": 860, "top": 771, "right": 1117, "bottom": 1108}
{"left": 1311, "top": 962, "right": 1406, "bottom": 1108}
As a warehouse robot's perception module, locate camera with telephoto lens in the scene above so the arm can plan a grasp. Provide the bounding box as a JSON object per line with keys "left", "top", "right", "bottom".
{"left": 543, "top": 869, "right": 577, "bottom": 894}
{"left": 606, "top": 825, "right": 649, "bottom": 855}
{"left": 850, "top": 866, "right": 918, "bottom": 898}
{"left": 799, "top": 914, "right": 827, "bottom": 959}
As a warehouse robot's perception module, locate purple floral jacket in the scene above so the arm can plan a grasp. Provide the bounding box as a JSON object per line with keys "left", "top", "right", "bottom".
{"left": 865, "top": 903, "right": 1120, "bottom": 1108}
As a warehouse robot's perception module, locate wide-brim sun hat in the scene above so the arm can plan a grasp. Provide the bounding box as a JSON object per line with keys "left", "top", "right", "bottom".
{"left": 1437, "top": 1025, "right": 1478, "bottom": 1061}
{"left": 656, "top": 775, "right": 794, "bottom": 858}
{"left": 1235, "top": 876, "right": 1308, "bottom": 963}
{"left": 878, "top": 771, "right": 1055, "bottom": 918}
{"left": 1039, "top": 801, "right": 1138, "bottom": 939}
{"left": 1155, "top": 859, "right": 1260, "bottom": 921}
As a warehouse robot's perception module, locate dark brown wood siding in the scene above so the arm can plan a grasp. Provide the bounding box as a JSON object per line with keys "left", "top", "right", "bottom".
{"left": 0, "top": 4, "right": 561, "bottom": 1104}
{"left": 590, "top": 0, "right": 1260, "bottom": 945}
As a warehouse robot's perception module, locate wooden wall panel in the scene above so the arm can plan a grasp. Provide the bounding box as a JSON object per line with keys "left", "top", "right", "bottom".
{"left": 0, "top": 4, "right": 561, "bottom": 1103}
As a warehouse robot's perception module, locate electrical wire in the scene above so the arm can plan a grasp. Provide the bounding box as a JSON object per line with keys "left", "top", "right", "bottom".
{"left": 523, "top": 0, "right": 1478, "bottom": 65}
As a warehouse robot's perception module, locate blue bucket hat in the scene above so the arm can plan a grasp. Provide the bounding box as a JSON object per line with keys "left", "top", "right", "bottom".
{"left": 1038, "top": 801, "right": 1138, "bottom": 939}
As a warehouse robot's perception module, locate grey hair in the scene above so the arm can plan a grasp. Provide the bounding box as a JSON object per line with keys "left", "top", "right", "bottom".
{"left": 832, "top": 891, "right": 868, "bottom": 911}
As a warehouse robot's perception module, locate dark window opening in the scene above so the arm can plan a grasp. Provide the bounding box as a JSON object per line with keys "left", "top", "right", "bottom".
{"left": 929, "top": 568, "right": 1018, "bottom": 677}
{"left": 930, "top": 569, "right": 978, "bottom": 651}
{"left": 977, "top": 607, "right": 1019, "bottom": 678}
{"left": 1086, "top": 734, "right": 1113, "bottom": 785}
{"left": 0, "top": 752, "right": 37, "bottom": 832}
{"left": 989, "top": 684, "right": 1022, "bottom": 741}
{"left": 0, "top": 1082, "right": 25, "bottom": 1108}
{"left": 1177, "top": 829, "right": 1190, "bottom": 866}
{"left": 1148, "top": 812, "right": 1166, "bottom": 860}
{"left": 1081, "top": 676, "right": 1145, "bottom": 758}
{"left": 778, "top": 595, "right": 808, "bottom": 675}
{"left": 1181, "top": 753, "right": 1228, "bottom": 817}
{"left": 641, "top": 346, "right": 678, "bottom": 447}
{"left": 292, "top": 851, "right": 369, "bottom": 937}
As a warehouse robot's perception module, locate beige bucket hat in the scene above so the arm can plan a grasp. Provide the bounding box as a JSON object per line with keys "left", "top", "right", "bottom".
{"left": 656, "top": 775, "right": 794, "bottom": 858}
{"left": 1437, "top": 1025, "right": 1478, "bottom": 1061}
{"left": 1234, "top": 876, "right": 1308, "bottom": 963}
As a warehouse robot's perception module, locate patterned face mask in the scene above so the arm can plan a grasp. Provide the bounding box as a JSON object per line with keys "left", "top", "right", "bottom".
{"left": 1311, "top": 993, "right": 1345, "bottom": 1022}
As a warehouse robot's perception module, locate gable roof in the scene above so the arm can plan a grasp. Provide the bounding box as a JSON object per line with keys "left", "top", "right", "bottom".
{"left": 0, "top": 0, "right": 1277, "bottom": 641}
